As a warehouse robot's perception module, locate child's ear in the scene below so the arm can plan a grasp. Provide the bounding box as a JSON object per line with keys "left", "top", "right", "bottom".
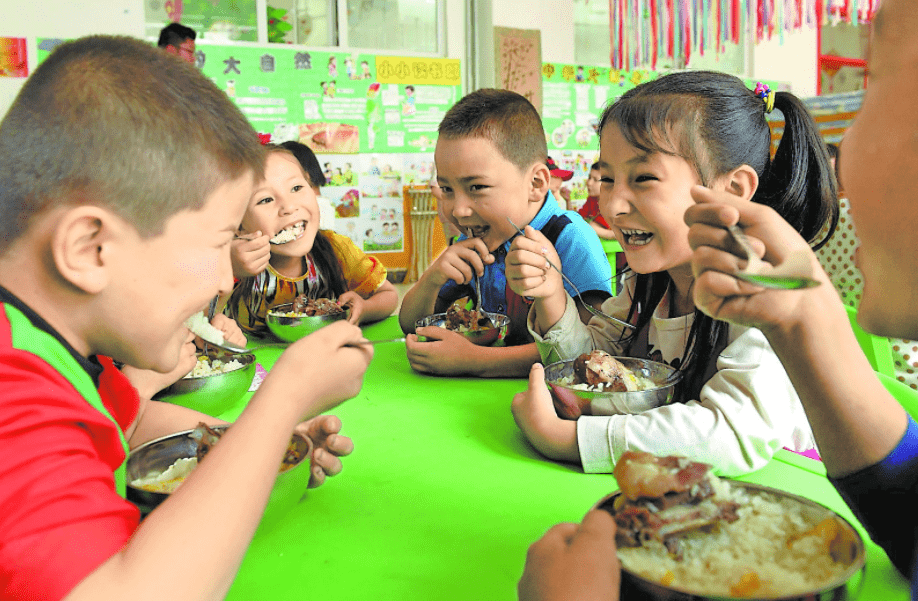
{"left": 51, "top": 206, "right": 121, "bottom": 294}
{"left": 716, "top": 164, "right": 759, "bottom": 201}
{"left": 529, "top": 162, "right": 551, "bottom": 203}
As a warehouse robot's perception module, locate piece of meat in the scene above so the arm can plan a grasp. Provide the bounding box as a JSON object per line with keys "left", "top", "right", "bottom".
{"left": 293, "top": 295, "right": 344, "bottom": 316}
{"left": 572, "top": 350, "right": 629, "bottom": 390}
{"left": 606, "top": 451, "right": 741, "bottom": 554}
{"left": 613, "top": 450, "right": 713, "bottom": 502}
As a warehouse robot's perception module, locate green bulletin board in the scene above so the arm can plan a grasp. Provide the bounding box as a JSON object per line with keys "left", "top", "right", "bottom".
{"left": 197, "top": 43, "right": 461, "bottom": 254}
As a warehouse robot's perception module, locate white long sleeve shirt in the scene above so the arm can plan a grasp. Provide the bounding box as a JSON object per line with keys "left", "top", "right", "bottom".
{"left": 528, "top": 279, "right": 815, "bottom": 476}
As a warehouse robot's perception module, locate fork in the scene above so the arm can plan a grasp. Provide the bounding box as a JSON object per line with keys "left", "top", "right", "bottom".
{"left": 726, "top": 224, "right": 821, "bottom": 290}
{"left": 506, "top": 218, "right": 636, "bottom": 331}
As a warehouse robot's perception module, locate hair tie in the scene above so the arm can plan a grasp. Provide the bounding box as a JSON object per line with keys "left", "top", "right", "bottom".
{"left": 257, "top": 133, "right": 272, "bottom": 145}
{"left": 753, "top": 82, "right": 775, "bottom": 114}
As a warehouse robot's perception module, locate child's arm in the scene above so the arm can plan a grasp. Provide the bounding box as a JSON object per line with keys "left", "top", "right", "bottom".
{"left": 686, "top": 186, "right": 907, "bottom": 478}
{"left": 65, "top": 322, "right": 372, "bottom": 601}
{"left": 339, "top": 279, "right": 399, "bottom": 325}
{"left": 398, "top": 237, "right": 493, "bottom": 333}
{"left": 405, "top": 330, "right": 541, "bottom": 378}
{"left": 506, "top": 226, "right": 570, "bottom": 335}
{"left": 514, "top": 325, "right": 815, "bottom": 476}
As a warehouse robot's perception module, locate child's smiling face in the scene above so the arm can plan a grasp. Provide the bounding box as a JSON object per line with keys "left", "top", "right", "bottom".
{"left": 241, "top": 151, "right": 320, "bottom": 262}
{"left": 598, "top": 125, "right": 699, "bottom": 277}
{"left": 434, "top": 136, "right": 545, "bottom": 251}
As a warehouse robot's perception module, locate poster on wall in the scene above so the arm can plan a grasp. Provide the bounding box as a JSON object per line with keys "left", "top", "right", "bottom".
{"left": 0, "top": 38, "right": 28, "bottom": 78}
{"left": 198, "top": 43, "right": 458, "bottom": 253}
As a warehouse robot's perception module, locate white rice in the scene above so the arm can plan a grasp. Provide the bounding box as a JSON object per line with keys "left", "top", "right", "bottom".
{"left": 558, "top": 371, "right": 656, "bottom": 392}
{"left": 131, "top": 457, "right": 197, "bottom": 494}
{"left": 184, "top": 356, "right": 246, "bottom": 378}
{"left": 183, "top": 312, "right": 225, "bottom": 346}
{"left": 617, "top": 485, "right": 856, "bottom": 596}
{"left": 270, "top": 222, "right": 305, "bottom": 244}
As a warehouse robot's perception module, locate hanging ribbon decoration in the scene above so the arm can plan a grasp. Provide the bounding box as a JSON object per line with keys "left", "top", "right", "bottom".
{"left": 611, "top": 0, "right": 876, "bottom": 70}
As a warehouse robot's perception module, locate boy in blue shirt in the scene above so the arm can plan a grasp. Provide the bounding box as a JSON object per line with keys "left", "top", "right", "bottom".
{"left": 400, "top": 89, "right": 611, "bottom": 378}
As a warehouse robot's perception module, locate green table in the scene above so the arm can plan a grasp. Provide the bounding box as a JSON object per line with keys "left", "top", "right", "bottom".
{"left": 219, "top": 317, "right": 909, "bottom": 600}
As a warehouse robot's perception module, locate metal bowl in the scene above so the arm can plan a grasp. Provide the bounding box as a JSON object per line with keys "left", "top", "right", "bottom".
{"left": 592, "top": 482, "right": 866, "bottom": 600}
{"left": 266, "top": 306, "right": 350, "bottom": 342}
{"left": 126, "top": 425, "right": 313, "bottom": 531}
{"left": 414, "top": 311, "right": 511, "bottom": 346}
{"left": 543, "top": 357, "right": 681, "bottom": 420}
{"left": 154, "top": 351, "right": 256, "bottom": 416}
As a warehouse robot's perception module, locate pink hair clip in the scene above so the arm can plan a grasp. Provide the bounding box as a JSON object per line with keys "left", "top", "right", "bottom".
{"left": 753, "top": 82, "right": 776, "bottom": 114}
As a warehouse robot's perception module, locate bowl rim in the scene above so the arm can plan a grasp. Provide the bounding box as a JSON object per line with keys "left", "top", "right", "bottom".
{"left": 544, "top": 356, "right": 682, "bottom": 392}
{"left": 126, "top": 425, "right": 311, "bottom": 493}
{"left": 414, "top": 309, "right": 511, "bottom": 330}
{"left": 594, "top": 480, "right": 867, "bottom": 600}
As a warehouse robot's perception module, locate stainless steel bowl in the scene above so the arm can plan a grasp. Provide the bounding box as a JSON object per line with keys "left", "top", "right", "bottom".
{"left": 414, "top": 311, "right": 511, "bottom": 346}
{"left": 592, "top": 482, "right": 866, "bottom": 601}
{"left": 543, "top": 357, "right": 680, "bottom": 420}
{"left": 266, "top": 306, "right": 350, "bottom": 342}
{"left": 126, "top": 425, "right": 313, "bottom": 530}
{"left": 154, "top": 351, "right": 256, "bottom": 416}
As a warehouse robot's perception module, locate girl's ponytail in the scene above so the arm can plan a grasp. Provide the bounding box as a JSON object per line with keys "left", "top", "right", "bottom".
{"left": 757, "top": 92, "right": 839, "bottom": 249}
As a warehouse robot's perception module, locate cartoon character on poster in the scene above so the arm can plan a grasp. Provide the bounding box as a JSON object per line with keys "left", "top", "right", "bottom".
{"left": 343, "top": 162, "right": 356, "bottom": 185}
{"left": 345, "top": 57, "right": 356, "bottom": 80}
{"left": 403, "top": 85, "right": 416, "bottom": 115}
{"left": 366, "top": 83, "right": 382, "bottom": 150}
{"left": 328, "top": 55, "right": 337, "bottom": 78}
{"left": 360, "top": 60, "right": 372, "bottom": 79}
{"left": 335, "top": 189, "right": 360, "bottom": 218}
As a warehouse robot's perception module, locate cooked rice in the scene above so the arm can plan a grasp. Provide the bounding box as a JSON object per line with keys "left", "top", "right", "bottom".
{"left": 183, "top": 312, "right": 225, "bottom": 346}
{"left": 617, "top": 484, "right": 856, "bottom": 596}
{"left": 131, "top": 457, "right": 197, "bottom": 494}
{"left": 557, "top": 371, "right": 657, "bottom": 392}
{"left": 271, "top": 222, "right": 305, "bottom": 244}
{"left": 185, "top": 356, "right": 246, "bottom": 378}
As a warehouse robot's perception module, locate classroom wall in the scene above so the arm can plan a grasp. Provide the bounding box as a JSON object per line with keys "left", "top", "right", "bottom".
{"left": 0, "top": 0, "right": 820, "bottom": 117}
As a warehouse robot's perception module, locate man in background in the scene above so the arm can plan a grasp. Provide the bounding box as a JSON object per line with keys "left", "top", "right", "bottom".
{"left": 158, "top": 22, "right": 197, "bottom": 65}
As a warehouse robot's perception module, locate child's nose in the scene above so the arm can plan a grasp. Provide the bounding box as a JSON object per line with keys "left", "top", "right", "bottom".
{"left": 450, "top": 194, "right": 473, "bottom": 219}
{"left": 601, "top": 184, "right": 631, "bottom": 220}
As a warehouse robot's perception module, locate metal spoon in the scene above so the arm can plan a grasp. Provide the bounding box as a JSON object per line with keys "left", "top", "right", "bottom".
{"left": 726, "top": 224, "right": 821, "bottom": 290}
{"left": 506, "top": 217, "right": 636, "bottom": 330}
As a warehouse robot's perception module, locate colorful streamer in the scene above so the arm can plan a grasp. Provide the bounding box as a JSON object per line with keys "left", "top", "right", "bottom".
{"left": 609, "top": 0, "right": 876, "bottom": 70}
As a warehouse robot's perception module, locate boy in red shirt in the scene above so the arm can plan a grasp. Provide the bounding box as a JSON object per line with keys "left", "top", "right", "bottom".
{"left": 0, "top": 36, "right": 372, "bottom": 600}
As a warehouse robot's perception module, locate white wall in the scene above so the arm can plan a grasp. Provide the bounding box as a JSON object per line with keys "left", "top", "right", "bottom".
{"left": 0, "top": 0, "right": 144, "bottom": 116}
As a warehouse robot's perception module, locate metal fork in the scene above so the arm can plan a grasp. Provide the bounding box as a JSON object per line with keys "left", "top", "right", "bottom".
{"left": 506, "top": 218, "right": 635, "bottom": 330}
{"left": 726, "top": 224, "right": 820, "bottom": 290}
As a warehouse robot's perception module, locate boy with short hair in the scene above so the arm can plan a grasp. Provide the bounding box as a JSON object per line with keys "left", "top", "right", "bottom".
{"left": 400, "top": 88, "right": 612, "bottom": 378}
{"left": 0, "top": 35, "right": 372, "bottom": 600}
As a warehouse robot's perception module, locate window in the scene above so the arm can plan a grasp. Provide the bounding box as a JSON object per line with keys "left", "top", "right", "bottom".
{"left": 148, "top": 0, "right": 442, "bottom": 54}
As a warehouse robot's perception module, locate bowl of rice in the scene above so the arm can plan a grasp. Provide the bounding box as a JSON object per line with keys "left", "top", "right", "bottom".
{"left": 415, "top": 309, "right": 511, "bottom": 346}
{"left": 154, "top": 351, "right": 256, "bottom": 416}
{"left": 594, "top": 480, "right": 866, "bottom": 600}
{"left": 127, "top": 424, "right": 313, "bottom": 531}
{"left": 266, "top": 301, "right": 350, "bottom": 343}
{"left": 543, "top": 355, "right": 680, "bottom": 420}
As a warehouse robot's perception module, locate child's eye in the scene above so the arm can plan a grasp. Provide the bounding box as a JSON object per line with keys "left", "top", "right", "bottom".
{"left": 600, "top": 177, "right": 614, "bottom": 185}
{"left": 635, "top": 174, "right": 658, "bottom": 183}
{"left": 469, "top": 184, "right": 488, "bottom": 192}
{"left": 292, "top": 185, "right": 305, "bottom": 193}
{"left": 256, "top": 195, "right": 274, "bottom": 205}
{"left": 439, "top": 185, "right": 453, "bottom": 194}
